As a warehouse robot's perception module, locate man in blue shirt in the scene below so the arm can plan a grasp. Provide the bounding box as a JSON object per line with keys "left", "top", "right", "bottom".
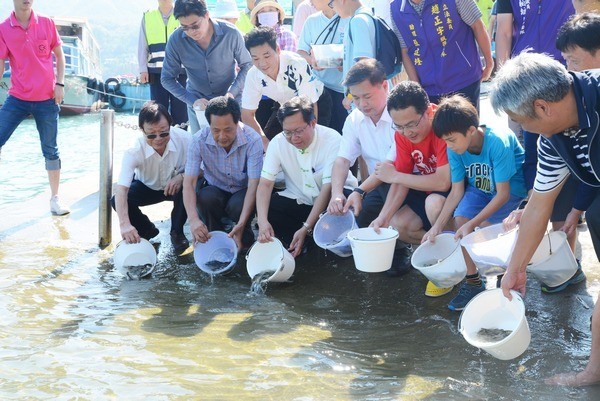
{"left": 183, "top": 96, "right": 263, "bottom": 251}
{"left": 162, "top": 0, "right": 252, "bottom": 133}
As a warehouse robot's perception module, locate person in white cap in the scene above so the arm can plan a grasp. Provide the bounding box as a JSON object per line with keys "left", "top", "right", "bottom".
{"left": 213, "top": 0, "right": 241, "bottom": 25}
{"left": 251, "top": 0, "right": 297, "bottom": 51}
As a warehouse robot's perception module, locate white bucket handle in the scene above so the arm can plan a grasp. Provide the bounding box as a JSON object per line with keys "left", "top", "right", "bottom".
{"left": 348, "top": 226, "right": 398, "bottom": 241}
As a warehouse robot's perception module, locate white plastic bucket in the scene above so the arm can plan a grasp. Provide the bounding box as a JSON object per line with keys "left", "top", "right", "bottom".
{"left": 347, "top": 227, "right": 399, "bottom": 272}
{"left": 193, "top": 231, "right": 238, "bottom": 275}
{"left": 411, "top": 233, "right": 467, "bottom": 288}
{"left": 527, "top": 231, "right": 578, "bottom": 287}
{"left": 113, "top": 239, "right": 157, "bottom": 278}
{"left": 246, "top": 237, "right": 295, "bottom": 282}
{"left": 461, "top": 223, "right": 518, "bottom": 269}
{"left": 313, "top": 211, "right": 357, "bottom": 257}
{"left": 312, "top": 44, "right": 343, "bottom": 69}
{"left": 194, "top": 108, "right": 209, "bottom": 130}
{"left": 459, "top": 289, "right": 530, "bottom": 360}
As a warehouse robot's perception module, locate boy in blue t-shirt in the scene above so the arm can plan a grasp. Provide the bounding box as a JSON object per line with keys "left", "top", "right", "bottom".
{"left": 423, "top": 95, "right": 527, "bottom": 311}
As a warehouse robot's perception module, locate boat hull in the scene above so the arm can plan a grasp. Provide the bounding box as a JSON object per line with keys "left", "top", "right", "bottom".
{"left": 0, "top": 74, "right": 101, "bottom": 115}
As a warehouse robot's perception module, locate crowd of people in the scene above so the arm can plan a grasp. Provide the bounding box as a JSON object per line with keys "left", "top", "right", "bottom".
{"left": 1, "top": 0, "right": 600, "bottom": 387}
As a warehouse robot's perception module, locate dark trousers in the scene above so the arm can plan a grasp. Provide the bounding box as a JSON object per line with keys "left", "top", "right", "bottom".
{"left": 254, "top": 91, "right": 334, "bottom": 140}
{"left": 326, "top": 87, "right": 348, "bottom": 134}
{"left": 585, "top": 192, "right": 600, "bottom": 261}
{"left": 197, "top": 181, "right": 255, "bottom": 246}
{"left": 268, "top": 193, "right": 313, "bottom": 246}
{"left": 429, "top": 79, "right": 481, "bottom": 114}
{"left": 110, "top": 179, "right": 187, "bottom": 235}
{"left": 149, "top": 72, "right": 188, "bottom": 126}
{"left": 356, "top": 183, "right": 391, "bottom": 228}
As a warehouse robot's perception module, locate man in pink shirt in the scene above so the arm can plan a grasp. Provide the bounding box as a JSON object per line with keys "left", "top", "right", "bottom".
{"left": 0, "top": 0, "right": 69, "bottom": 215}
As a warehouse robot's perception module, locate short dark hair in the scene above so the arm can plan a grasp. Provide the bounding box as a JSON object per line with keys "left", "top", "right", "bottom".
{"left": 277, "top": 96, "right": 315, "bottom": 125}
{"left": 174, "top": 0, "right": 208, "bottom": 19}
{"left": 343, "top": 58, "right": 386, "bottom": 88}
{"left": 556, "top": 13, "right": 600, "bottom": 56}
{"left": 245, "top": 26, "right": 278, "bottom": 52}
{"left": 204, "top": 96, "right": 241, "bottom": 125}
{"left": 387, "top": 81, "right": 430, "bottom": 115}
{"left": 139, "top": 101, "right": 172, "bottom": 128}
{"left": 432, "top": 95, "right": 479, "bottom": 138}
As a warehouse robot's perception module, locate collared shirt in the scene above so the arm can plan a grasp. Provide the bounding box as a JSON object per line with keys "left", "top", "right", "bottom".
{"left": 275, "top": 24, "right": 298, "bottom": 52}
{"left": 185, "top": 123, "right": 263, "bottom": 194}
{"left": 242, "top": 50, "right": 323, "bottom": 110}
{"left": 261, "top": 125, "right": 358, "bottom": 205}
{"left": 117, "top": 127, "right": 190, "bottom": 191}
{"left": 0, "top": 10, "right": 61, "bottom": 101}
{"left": 161, "top": 19, "right": 252, "bottom": 106}
{"left": 339, "top": 107, "right": 396, "bottom": 175}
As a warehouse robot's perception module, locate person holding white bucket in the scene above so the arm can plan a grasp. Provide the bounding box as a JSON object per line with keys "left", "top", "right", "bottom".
{"left": 501, "top": 13, "right": 600, "bottom": 293}
{"left": 327, "top": 59, "right": 413, "bottom": 276}
{"left": 183, "top": 96, "right": 264, "bottom": 251}
{"left": 256, "top": 96, "right": 358, "bottom": 257}
{"left": 370, "top": 81, "right": 452, "bottom": 297}
{"left": 424, "top": 95, "right": 527, "bottom": 311}
{"left": 492, "top": 53, "right": 600, "bottom": 387}
{"left": 111, "top": 102, "right": 190, "bottom": 254}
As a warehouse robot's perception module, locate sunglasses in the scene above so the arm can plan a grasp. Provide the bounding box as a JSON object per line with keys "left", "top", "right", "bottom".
{"left": 180, "top": 19, "right": 203, "bottom": 32}
{"left": 144, "top": 132, "right": 170, "bottom": 140}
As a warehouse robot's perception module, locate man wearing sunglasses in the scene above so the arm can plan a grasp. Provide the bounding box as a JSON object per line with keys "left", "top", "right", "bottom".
{"left": 256, "top": 96, "right": 357, "bottom": 257}
{"left": 161, "top": 0, "right": 252, "bottom": 134}
{"left": 112, "top": 102, "right": 191, "bottom": 254}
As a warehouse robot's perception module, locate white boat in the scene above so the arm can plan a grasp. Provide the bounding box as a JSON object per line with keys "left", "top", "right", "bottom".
{"left": 0, "top": 16, "right": 103, "bottom": 115}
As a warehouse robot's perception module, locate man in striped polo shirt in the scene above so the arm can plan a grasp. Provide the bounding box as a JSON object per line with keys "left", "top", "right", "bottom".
{"left": 492, "top": 52, "right": 600, "bottom": 386}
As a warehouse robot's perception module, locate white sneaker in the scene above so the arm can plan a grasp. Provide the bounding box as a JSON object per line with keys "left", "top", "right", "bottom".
{"left": 50, "top": 195, "right": 70, "bottom": 216}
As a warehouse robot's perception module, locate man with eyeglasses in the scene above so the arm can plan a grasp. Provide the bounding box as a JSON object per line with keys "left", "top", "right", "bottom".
{"left": 183, "top": 96, "right": 263, "bottom": 251}
{"left": 371, "top": 81, "right": 452, "bottom": 296}
{"left": 327, "top": 59, "right": 412, "bottom": 276}
{"left": 256, "top": 96, "right": 357, "bottom": 257}
{"left": 161, "top": 0, "right": 252, "bottom": 134}
{"left": 112, "top": 101, "right": 191, "bottom": 254}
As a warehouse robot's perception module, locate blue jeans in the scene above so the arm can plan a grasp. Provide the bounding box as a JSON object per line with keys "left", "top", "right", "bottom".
{"left": 0, "top": 95, "right": 61, "bottom": 170}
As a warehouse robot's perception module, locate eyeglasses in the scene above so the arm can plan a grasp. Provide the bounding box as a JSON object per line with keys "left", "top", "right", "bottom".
{"left": 282, "top": 123, "right": 310, "bottom": 138}
{"left": 180, "top": 20, "right": 203, "bottom": 32}
{"left": 327, "top": 0, "right": 334, "bottom": 9}
{"left": 393, "top": 113, "right": 425, "bottom": 133}
{"left": 144, "top": 132, "right": 170, "bottom": 140}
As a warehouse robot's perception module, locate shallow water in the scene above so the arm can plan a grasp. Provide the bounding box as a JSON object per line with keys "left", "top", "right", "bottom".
{"left": 1, "top": 109, "right": 600, "bottom": 399}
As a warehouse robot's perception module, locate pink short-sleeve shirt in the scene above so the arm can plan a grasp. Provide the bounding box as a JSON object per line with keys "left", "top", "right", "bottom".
{"left": 0, "top": 10, "right": 61, "bottom": 101}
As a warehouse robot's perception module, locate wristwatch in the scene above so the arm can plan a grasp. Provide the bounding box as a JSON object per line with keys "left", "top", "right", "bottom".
{"left": 352, "top": 187, "right": 366, "bottom": 199}
{"left": 302, "top": 222, "right": 313, "bottom": 235}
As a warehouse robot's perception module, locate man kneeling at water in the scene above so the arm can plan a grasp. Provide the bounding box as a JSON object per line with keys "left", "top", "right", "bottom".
{"left": 183, "top": 96, "right": 263, "bottom": 251}
{"left": 111, "top": 101, "right": 190, "bottom": 254}
{"left": 256, "top": 95, "right": 357, "bottom": 257}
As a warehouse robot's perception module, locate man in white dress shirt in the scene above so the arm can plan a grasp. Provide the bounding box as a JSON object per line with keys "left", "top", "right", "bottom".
{"left": 256, "top": 96, "right": 357, "bottom": 257}
{"left": 112, "top": 102, "right": 191, "bottom": 254}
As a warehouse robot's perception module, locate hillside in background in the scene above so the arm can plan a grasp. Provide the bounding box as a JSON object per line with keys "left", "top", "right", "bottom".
{"left": 0, "top": 1, "right": 156, "bottom": 79}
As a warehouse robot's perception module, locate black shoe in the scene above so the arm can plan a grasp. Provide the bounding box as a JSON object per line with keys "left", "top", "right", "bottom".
{"left": 170, "top": 232, "right": 190, "bottom": 255}
{"left": 139, "top": 225, "right": 160, "bottom": 241}
{"left": 386, "top": 246, "right": 413, "bottom": 277}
